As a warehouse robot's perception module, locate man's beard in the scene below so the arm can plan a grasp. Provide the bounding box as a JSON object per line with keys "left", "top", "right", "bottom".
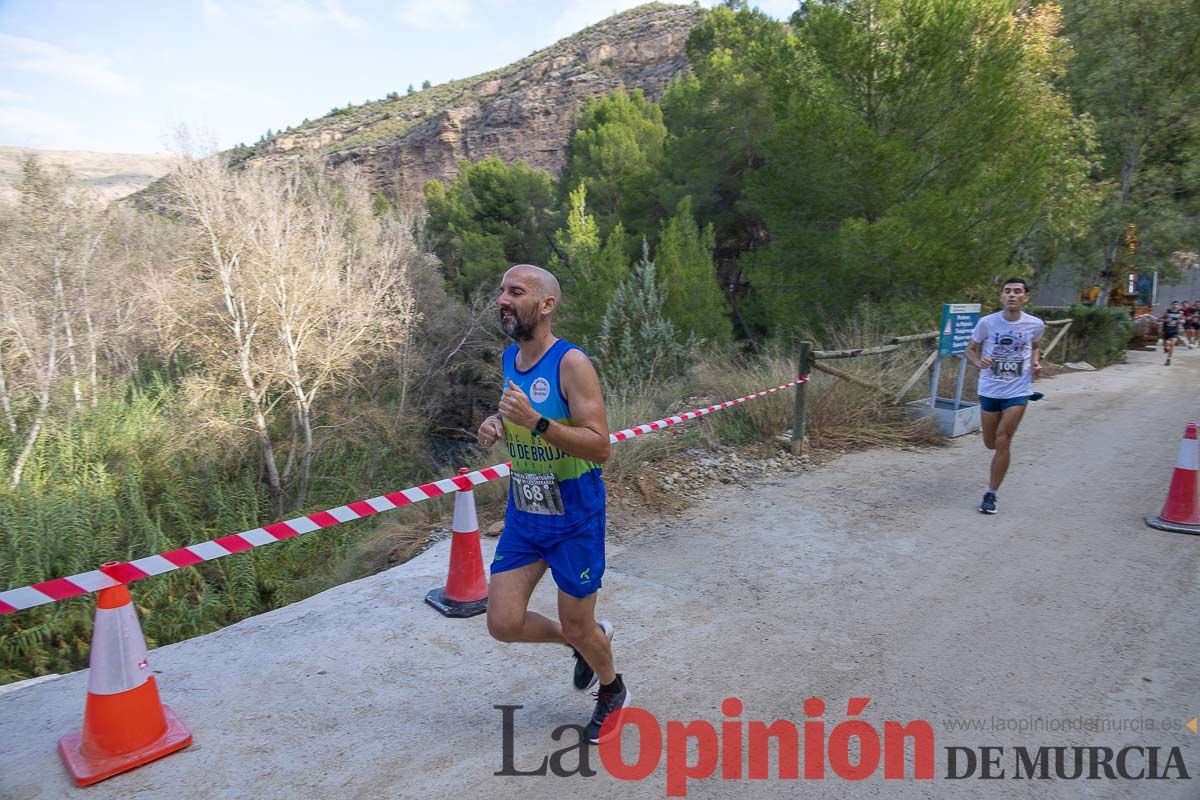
{"left": 500, "top": 308, "right": 536, "bottom": 341}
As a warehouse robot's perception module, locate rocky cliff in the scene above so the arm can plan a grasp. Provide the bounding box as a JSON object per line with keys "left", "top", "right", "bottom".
{"left": 245, "top": 3, "right": 704, "bottom": 199}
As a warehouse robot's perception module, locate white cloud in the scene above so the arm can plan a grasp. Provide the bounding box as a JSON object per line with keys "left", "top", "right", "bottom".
{"left": 0, "top": 34, "right": 138, "bottom": 97}
{"left": 321, "top": 0, "right": 364, "bottom": 31}
{"left": 253, "top": 0, "right": 363, "bottom": 30}
{"left": 395, "top": 0, "right": 477, "bottom": 32}
{"left": 257, "top": 0, "right": 321, "bottom": 25}
{"left": 0, "top": 88, "right": 31, "bottom": 103}
{"left": 0, "top": 105, "right": 86, "bottom": 149}
{"left": 201, "top": 0, "right": 228, "bottom": 22}
{"left": 175, "top": 78, "right": 244, "bottom": 104}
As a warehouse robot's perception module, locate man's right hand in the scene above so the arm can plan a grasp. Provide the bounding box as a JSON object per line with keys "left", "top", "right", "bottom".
{"left": 977, "top": 356, "right": 994, "bottom": 369}
{"left": 477, "top": 416, "right": 504, "bottom": 448}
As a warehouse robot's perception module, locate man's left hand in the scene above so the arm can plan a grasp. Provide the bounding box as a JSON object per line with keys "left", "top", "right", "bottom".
{"left": 499, "top": 380, "right": 539, "bottom": 429}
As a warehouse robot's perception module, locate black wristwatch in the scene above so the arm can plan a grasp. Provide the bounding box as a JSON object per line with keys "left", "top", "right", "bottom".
{"left": 532, "top": 416, "right": 551, "bottom": 436}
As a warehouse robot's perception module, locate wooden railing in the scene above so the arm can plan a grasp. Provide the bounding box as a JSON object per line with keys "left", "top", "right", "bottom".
{"left": 786, "top": 319, "right": 1071, "bottom": 454}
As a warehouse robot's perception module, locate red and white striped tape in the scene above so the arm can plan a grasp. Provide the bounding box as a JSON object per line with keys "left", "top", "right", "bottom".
{"left": 0, "top": 377, "right": 805, "bottom": 615}
{"left": 0, "top": 464, "right": 512, "bottom": 615}
{"left": 608, "top": 377, "right": 806, "bottom": 442}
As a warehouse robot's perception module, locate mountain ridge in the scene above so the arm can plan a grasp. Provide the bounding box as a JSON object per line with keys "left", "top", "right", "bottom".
{"left": 241, "top": 2, "right": 705, "bottom": 199}
{"left": 0, "top": 146, "right": 178, "bottom": 203}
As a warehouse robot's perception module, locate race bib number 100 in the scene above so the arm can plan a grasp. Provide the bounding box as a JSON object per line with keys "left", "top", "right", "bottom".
{"left": 991, "top": 357, "right": 1024, "bottom": 378}
{"left": 512, "top": 472, "right": 565, "bottom": 516}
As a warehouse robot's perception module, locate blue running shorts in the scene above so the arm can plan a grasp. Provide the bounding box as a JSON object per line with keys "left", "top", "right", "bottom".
{"left": 979, "top": 394, "right": 1029, "bottom": 413}
{"left": 491, "top": 512, "right": 606, "bottom": 598}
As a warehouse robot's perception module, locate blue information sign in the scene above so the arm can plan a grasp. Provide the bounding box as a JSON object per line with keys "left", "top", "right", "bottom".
{"left": 937, "top": 303, "right": 981, "bottom": 357}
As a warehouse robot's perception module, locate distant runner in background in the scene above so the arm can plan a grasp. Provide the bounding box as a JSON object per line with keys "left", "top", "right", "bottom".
{"left": 1160, "top": 301, "right": 1184, "bottom": 365}
{"left": 1185, "top": 301, "right": 1200, "bottom": 349}
{"left": 965, "top": 279, "right": 1045, "bottom": 515}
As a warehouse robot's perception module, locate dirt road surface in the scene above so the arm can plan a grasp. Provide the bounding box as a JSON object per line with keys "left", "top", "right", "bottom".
{"left": 2, "top": 348, "right": 1198, "bottom": 799}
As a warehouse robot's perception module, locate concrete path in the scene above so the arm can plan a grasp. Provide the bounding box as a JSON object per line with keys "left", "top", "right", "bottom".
{"left": 2, "top": 349, "right": 1198, "bottom": 799}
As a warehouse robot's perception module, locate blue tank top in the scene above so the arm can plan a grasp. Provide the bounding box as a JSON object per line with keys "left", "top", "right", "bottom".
{"left": 502, "top": 339, "right": 605, "bottom": 535}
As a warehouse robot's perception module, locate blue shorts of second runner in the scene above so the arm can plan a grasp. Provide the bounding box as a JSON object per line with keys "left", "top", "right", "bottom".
{"left": 979, "top": 394, "right": 1029, "bottom": 413}
{"left": 490, "top": 512, "right": 605, "bottom": 598}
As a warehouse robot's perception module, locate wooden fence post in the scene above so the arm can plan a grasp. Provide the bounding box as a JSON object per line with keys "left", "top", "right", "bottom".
{"left": 1040, "top": 321, "right": 1073, "bottom": 361}
{"left": 791, "top": 341, "right": 812, "bottom": 456}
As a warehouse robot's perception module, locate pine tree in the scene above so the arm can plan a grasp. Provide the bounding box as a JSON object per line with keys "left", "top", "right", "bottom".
{"left": 594, "top": 241, "right": 692, "bottom": 390}
{"left": 561, "top": 89, "right": 668, "bottom": 239}
{"left": 424, "top": 157, "right": 556, "bottom": 299}
{"left": 550, "top": 184, "right": 631, "bottom": 344}
{"left": 655, "top": 197, "right": 731, "bottom": 343}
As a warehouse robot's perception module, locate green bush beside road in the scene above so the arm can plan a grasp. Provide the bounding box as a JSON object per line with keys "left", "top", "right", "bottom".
{"left": 1030, "top": 304, "right": 1134, "bottom": 368}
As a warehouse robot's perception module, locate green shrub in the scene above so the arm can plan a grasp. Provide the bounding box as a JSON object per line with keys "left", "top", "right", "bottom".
{"left": 1031, "top": 304, "right": 1132, "bottom": 367}
{"left": 593, "top": 244, "right": 693, "bottom": 391}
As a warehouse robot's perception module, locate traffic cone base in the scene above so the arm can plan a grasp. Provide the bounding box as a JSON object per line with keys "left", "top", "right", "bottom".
{"left": 1144, "top": 515, "right": 1200, "bottom": 536}
{"left": 1146, "top": 422, "right": 1200, "bottom": 535}
{"left": 426, "top": 468, "right": 489, "bottom": 618}
{"left": 425, "top": 587, "right": 488, "bottom": 618}
{"left": 59, "top": 700, "right": 192, "bottom": 787}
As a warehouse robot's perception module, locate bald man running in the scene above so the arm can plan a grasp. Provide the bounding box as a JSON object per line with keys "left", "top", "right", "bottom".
{"left": 477, "top": 264, "right": 630, "bottom": 744}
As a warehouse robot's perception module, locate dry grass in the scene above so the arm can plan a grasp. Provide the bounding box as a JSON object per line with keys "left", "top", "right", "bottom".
{"left": 602, "top": 379, "right": 697, "bottom": 482}
{"left": 602, "top": 319, "right": 950, "bottom": 471}
{"left": 689, "top": 343, "right": 798, "bottom": 445}
{"left": 606, "top": 321, "right": 945, "bottom": 472}
{"left": 807, "top": 370, "right": 943, "bottom": 450}
{"left": 797, "top": 304, "right": 947, "bottom": 451}
{"left": 280, "top": 519, "right": 435, "bottom": 603}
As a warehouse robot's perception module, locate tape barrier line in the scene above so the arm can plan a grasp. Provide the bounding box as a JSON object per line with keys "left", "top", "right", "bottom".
{"left": 0, "top": 376, "right": 806, "bottom": 615}
{"left": 608, "top": 377, "right": 806, "bottom": 442}
{"left": 0, "top": 463, "right": 513, "bottom": 615}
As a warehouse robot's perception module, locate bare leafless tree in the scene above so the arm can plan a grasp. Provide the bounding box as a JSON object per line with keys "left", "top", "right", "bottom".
{"left": 0, "top": 157, "right": 116, "bottom": 485}
{"left": 157, "top": 155, "right": 423, "bottom": 514}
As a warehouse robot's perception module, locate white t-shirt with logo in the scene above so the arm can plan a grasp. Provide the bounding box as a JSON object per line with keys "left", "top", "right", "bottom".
{"left": 970, "top": 311, "right": 1045, "bottom": 399}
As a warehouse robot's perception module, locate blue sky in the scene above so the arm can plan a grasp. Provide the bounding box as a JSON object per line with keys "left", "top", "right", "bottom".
{"left": 0, "top": 0, "right": 799, "bottom": 155}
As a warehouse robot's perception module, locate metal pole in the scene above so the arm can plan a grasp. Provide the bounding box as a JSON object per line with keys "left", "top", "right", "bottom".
{"left": 791, "top": 341, "right": 811, "bottom": 456}
{"left": 929, "top": 358, "right": 942, "bottom": 408}
{"left": 953, "top": 355, "right": 967, "bottom": 410}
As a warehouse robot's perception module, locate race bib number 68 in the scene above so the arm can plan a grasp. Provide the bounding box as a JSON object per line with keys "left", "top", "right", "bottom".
{"left": 511, "top": 472, "right": 565, "bottom": 516}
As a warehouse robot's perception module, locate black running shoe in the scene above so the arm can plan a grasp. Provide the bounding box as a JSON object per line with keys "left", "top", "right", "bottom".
{"left": 979, "top": 491, "right": 997, "bottom": 515}
{"left": 586, "top": 678, "right": 632, "bottom": 744}
{"left": 572, "top": 619, "right": 614, "bottom": 691}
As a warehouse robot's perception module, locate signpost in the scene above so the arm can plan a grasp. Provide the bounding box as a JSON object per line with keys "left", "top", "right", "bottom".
{"left": 938, "top": 303, "right": 980, "bottom": 358}
{"left": 907, "top": 303, "right": 982, "bottom": 437}
{"left": 931, "top": 303, "right": 981, "bottom": 409}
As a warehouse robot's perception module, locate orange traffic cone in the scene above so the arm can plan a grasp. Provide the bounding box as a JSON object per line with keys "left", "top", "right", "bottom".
{"left": 425, "top": 469, "right": 489, "bottom": 617}
{"left": 58, "top": 575, "right": 192, "bottom": 786}
{"left": 1146, "top": 422, "right": 1200, "bottom": 535}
